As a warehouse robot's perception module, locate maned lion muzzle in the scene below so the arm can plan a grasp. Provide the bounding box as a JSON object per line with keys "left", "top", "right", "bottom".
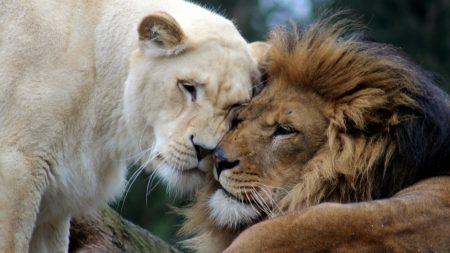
{"left": 213, "top": 147, "right": 240, "bottom": 180}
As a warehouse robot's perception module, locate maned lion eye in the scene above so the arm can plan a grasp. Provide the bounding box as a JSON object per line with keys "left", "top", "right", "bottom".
{"left": 272, "top": 125, "right": 297, "bottom": 137}
{"left": 179, "top": 80, "right": 197, "bottom": 101}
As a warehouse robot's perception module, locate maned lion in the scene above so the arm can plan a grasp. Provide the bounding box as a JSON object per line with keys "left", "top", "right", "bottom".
{"left": 181, "top": 16, "right": 450, "bottom": 253}
{"left": 0, "top": 0, "right": 267, "bottom": 252}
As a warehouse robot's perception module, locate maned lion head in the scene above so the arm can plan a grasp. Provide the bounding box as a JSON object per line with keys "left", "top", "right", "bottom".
{"left": 181, "top": 14, "right": 450, "bottom": 240}
{"left": 208, "top": 81, "right": 329, "bottom": 228}
{"left": 123, "top": 12, "right": 269, "bottom": 193}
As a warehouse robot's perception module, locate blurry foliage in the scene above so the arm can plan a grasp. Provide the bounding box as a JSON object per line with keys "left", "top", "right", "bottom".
{"left": 112, "top": 0, "right": 450, "bottom": 245}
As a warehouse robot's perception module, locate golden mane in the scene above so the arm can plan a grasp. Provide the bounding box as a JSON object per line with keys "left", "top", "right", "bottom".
{"left": 265, "top": 15, "right": 450, "bottom": 210}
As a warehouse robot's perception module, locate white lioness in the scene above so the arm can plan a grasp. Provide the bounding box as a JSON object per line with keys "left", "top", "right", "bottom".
{"left": 0, "top": 0, "right": 266, "bottom": 252}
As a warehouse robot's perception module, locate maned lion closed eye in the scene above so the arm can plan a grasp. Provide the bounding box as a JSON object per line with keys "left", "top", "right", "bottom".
{"left": 181, "top": 15, "right": 450, "bottom": 253}
{"left": 0, "top": 0, "right": 268, "bottom": 252}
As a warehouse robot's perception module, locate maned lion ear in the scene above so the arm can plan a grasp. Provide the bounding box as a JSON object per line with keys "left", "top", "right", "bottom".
{"left": 248, "top": 42, "right": 270, "bottom": 64}
{"left": 248, "top": 42, "right": 270, "bottom": 97}
{"left": 138, "top": 11, "right": 186, "bottom": 56}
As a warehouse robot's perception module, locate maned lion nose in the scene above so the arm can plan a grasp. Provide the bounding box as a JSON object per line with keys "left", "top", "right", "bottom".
{"left": 191, "top": 135, "right": 213, "bottom": 161}
{"left": 214, "top": 148, "right": 240, "bottom": 177}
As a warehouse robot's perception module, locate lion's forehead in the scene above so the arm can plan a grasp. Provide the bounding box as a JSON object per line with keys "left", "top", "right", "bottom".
{"left": 213, "top": 77, "right": 252, "bottom": 108}
{"left": 203, "top": 65, "right": 255, "bottom": 109}
{"left": 241, "top": 84, "right": 326, "bottom": 121}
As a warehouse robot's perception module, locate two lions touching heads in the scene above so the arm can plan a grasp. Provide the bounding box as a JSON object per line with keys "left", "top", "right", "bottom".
{"left": 1, "top": 1, "right": 449, "bottom": 253}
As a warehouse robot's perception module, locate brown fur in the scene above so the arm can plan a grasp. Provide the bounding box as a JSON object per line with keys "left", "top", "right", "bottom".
{"left": 181, "top": 14, "right": 450, "bottom": 253}
{"left": 224, "top": 177, "right": 450, "bottom": 253}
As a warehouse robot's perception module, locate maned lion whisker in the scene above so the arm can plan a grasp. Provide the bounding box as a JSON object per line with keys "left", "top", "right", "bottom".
{"left": 256, "top": 184, "right": 282, "bottom": 212}
{"left": 250, "top": 185, "right": 273, "bottom": 218}
{"left": 258, "top": 186, "right": 281, "bottom": 216}
{"left": 255, "top": 185, "right": 277, "bottom": 218}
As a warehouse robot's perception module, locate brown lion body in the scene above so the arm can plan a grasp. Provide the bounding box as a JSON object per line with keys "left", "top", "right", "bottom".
{"left": 181, "top": 15, "right": 450, "bottom": 253}
{"left": 225, "top": 177, "right": 450, "bottom": 253}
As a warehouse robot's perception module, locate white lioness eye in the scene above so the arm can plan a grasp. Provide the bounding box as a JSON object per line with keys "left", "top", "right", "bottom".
{"left": 230, "top": 103, "right": 241, "bottom": 110}
{"left": 272, "top": 125, "right": 297, "bottom": 137}
{"left": 179, "top": 80, "right": 197, "bottom": 101}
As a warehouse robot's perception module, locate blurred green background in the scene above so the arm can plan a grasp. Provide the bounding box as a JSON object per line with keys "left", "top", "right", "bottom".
{"left": 111, "top": 0, "right": 450, "bottom": 245}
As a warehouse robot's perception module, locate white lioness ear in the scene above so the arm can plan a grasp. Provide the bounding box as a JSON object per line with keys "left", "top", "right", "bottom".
{"left": 138, "top": 11, "right": 186, "bottom": 57}
{"left": 248, "top": 41, "right": 270, "bottom": 64}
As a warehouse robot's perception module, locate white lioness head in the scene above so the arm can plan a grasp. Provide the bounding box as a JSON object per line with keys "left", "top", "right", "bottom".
{"left": 124, "top": 11, "right": 269, "bottom": 194}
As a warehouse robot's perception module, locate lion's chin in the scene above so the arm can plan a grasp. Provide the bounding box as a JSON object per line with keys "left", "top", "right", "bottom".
{"left": 155, "top": 163, "right": 205, "bottom": 196}
{"left": 208, "top": 189, "right": 261, "bottom": 230}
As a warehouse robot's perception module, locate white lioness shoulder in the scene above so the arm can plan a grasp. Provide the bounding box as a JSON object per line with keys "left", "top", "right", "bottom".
{"left": 0, "top": 0, "right": 267, "bottom": 252}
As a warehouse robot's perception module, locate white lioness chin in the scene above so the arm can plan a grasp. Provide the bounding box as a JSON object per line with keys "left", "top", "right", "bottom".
{"left": 0, "top": 0, "right": 267, "bottom": 252}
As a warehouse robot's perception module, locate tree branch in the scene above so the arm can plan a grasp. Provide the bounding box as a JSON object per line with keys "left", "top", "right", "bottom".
{"left": 69, "top": 207, "right": 182, "bottom": 253}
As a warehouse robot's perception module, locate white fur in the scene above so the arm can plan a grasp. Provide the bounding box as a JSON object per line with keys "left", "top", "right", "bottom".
{"left": 0, "top": 0, "right": 263, "bottom": 252}
{"left": 208, "top": 190, "right": 261, "bottom": 229}
{"left": 155, "top": 163, "right": 205, "bottom": 195}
